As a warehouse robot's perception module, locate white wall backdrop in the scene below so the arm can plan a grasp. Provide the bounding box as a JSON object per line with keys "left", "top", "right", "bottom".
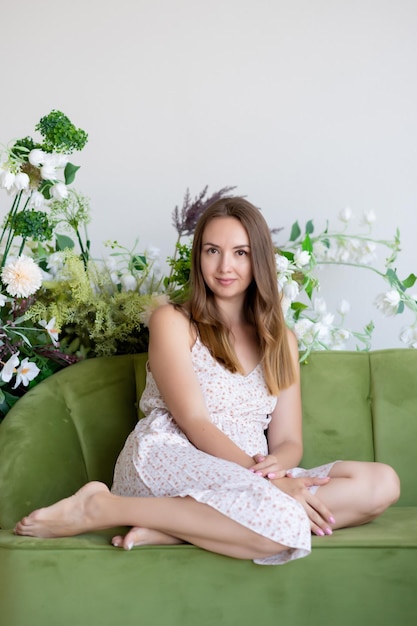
{"left": 1, "top": 0, "right": 416, "bottom": 348}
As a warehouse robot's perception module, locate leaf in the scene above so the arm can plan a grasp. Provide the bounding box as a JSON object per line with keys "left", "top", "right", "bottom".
{"left": 290, "top": 301, "right": 308, "bottom": 320}
{"left": 291, "top": 301, "right": 309, "bottom": 312}
{"left": 402, "top": 273, "right": 417, "bottom": 289}
{"left": 132, "top": 255, "right": 147, "bottom": 270}
{"left": 40, "top": 182, "right": 52, "bottom": 200}
{"left": 289, "top": 221, "right": 301, "bottom": 241}
{"left": 55, "top": 233, "right": 75, "bottom": 251}
{"left": 278, "top": 250, "right": 294, "bottom": 261}
{"left": 64, "top": 162, "right": 80, "bottom": 185}
{"left": 305, "top": 220, "right": 314, "bottom": 234}
{"left": 397, "top": 301, "right": 405, "bottom": 315}
{"left": 385, "top": 268, "right": 402, "bottom": 289}
{"left": 10, "top": 330, "right": 32, "bottom": 346}
{"left": 302, "top": 233, "right": 313, "bottom": 253}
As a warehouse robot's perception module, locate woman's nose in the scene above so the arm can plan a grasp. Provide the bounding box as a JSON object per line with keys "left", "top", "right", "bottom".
{"left": 218, "top": 252, "right": 232, "bottom": 272}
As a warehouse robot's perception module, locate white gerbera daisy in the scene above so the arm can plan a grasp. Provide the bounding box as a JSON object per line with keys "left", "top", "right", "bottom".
{"left": 1, "top": 255, "right": 43, "bottom": 298}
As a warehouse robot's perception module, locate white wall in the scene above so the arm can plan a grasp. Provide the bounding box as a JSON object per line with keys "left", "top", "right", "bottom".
{"left": 1, "top": 0, "right": 416, "bottom": 348}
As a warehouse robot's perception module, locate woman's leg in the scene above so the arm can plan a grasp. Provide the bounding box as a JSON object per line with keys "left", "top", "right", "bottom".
{"left": 316, "top": 461, "right": 400, "bottom": 529}
{"left": 111, "top": 527, "right": 183, "bottom": 550}
{"left": 14, "top": 482, "right": 289, "bottom": 560}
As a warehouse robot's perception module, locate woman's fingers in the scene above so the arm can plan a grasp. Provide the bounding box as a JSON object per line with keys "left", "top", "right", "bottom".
{"left": 272, "top": 475, "right": 336, "bottom": 534}
{"left": 250, "top": 454, "right": 284, "bottom": 477}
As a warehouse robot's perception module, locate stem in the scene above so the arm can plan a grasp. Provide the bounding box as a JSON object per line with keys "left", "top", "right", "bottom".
{"left": 1, "top": 191, "right": 23, "bottom": 269}
{"left": 18, "top": 238, "right": 27, "bottom": 256}
{"left": 316, "top": 260, "right": 387, "bottom": 279}
{"left": 75, "top": 228, "right": 88, "bottom": 269}
{"left": 0, "top": 193, "right": 20, "bottom": 247}
{"left": 168, "top": 233, "right": 182, "bottom": 281}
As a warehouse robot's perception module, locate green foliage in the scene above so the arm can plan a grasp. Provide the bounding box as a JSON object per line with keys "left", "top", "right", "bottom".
{"left": 12, "top": 210, "right": 54, "bottom": 242}
{"left": 165, "top": 242, "right": 192, "bottom": 298}
{"left": 10, "top": 137, "right": 40, "bottom": 162}
{"left": 26, "top": 252, "right": 158, "bottom": 358}
{"left": 35, "top": 110, "right": 88, "bottom": 154}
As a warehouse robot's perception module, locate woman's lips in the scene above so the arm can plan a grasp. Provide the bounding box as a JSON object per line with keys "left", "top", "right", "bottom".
{"left": 216, "top": 278, "right": 236, "bottom": 286}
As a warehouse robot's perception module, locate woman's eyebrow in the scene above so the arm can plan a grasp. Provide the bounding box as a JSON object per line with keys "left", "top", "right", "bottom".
{"left": 202, "top": 242, "right": 250, "bottom": 249}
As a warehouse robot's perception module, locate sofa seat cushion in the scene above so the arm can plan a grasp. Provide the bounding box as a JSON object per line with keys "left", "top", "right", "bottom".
{"left": 1, "top": 508, "right": 416, "bottom": 626}
{"left": 1, "top": 507, "right": 415, "bottom": 551}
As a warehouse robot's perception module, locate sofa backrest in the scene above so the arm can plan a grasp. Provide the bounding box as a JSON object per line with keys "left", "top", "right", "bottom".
{"left": 0, "top": 349, "right": 415, "bottom": 528}
{"left": 299, "top": 350, "right": 417, "bottom": 506}
{"left": 0, "top": 354, "right": 146, "bottom": 528}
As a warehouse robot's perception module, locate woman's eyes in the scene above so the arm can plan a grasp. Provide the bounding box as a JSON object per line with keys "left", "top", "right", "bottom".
{"left": 206, "top": 248, "right": 248, "bottom": 256}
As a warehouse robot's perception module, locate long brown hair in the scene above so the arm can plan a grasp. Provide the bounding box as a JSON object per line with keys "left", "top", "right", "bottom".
{"left": 183, "top": 197, "right": 295, "bottom": 395}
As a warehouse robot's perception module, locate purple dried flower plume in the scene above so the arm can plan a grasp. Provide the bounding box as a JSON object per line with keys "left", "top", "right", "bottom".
{"left": 172, "top": 186, "right": 236, "bottom": 237}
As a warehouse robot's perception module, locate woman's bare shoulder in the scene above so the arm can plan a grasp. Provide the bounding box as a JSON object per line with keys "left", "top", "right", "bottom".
{"left": 149, "top": 302, "right": 189, "bottom": 328}
{"left": 149, "top": 303, "right": 195, "bottom": 348}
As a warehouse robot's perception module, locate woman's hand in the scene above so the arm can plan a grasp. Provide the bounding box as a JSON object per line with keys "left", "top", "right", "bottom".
{"left": 271, "top": 475, "right": 336, "bottom": 537}
{"left": 249, "top": 454, "right": 287, "bottom": 479}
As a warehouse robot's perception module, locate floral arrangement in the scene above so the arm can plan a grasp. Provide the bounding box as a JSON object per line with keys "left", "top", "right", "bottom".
{"left": 0, "top": 111, "right": 88, "bottom": 414}
{"left": 1, "top": 114, "right": 416, "bottom": 420}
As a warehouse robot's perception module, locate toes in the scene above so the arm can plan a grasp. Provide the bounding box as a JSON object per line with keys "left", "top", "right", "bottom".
{"left": 111, "top": 535, "right": 124, "bottom": 548}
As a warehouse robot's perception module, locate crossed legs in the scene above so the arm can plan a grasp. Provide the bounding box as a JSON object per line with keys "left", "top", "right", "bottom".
{"left": 14, "top": 482, "right": 288, "bottom": 560}
{"left": 14, "top": 460, "right": 400, "bottom": 555}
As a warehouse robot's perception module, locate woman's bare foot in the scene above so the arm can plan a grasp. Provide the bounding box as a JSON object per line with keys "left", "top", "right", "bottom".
{"left": 14, "top": 481, "right": 110, "bottom": 538}
{"left": 111, "top": 526, "right": 183, "bottom": 550}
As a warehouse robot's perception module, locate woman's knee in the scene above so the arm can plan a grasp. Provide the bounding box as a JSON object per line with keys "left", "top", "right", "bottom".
{"left": 369, "top": 463, "right": 400, "bottom": 516}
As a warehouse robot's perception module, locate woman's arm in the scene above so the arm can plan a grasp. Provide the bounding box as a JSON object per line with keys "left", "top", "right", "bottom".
{"left": 250, "top": 329, "right": 303, "bottom": 477}
{"left": 148, "top": 304, "right": 255, "bottom": 468}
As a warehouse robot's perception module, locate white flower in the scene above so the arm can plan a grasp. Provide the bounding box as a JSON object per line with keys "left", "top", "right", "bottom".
{"left": 374, "top": 290, "right": 401, "bottom": 317}
{"left": 357, "top": 241, "right": 377, "bottom": 264}
{"left": 337, "top": 299, "right": 350, "bottom": 316}
{"left": 275, "top": 254, "right": 290, "bottom": 272}
{"left": 339, "top": 206, "right": 353, "bottom": 223}
{"left": 145, "top": 246, "right": 160, "bottom": 261}
{"left": 13, "top": 358, "right": 40, "bottom": 388}
{"left": 399, "top": 326, "right": 417, "bottom": 349}
{"left": 280, "top": 295, "right": 292, "bottom": 318}
{"left": 313, "top": 297, "right": 327, "bottom": 316}
{"left": 51, "top": 153, "right": 69, "bottom": 169}
{"left": 28, "top": 149, "right": 47, "bottom": 167}
{"left": 1, "top": 255, "right": 43, "bottom": 297}
{"left": 0, "top": 352, "right": 20, "bottom": 383}
{"left": 104, "top": 255, "right": 118, "bottom": 272}
{"left": 120, "top": 273, "right": 137, "bottom": 291}
{"left": 39, "top": 318, "right": 59, "bottom": 346}
{"left": 283, "top": 280, "right": 299, "bottom": 302}
{"left": 0, "top": 294, "right": 7, "bottom": 307}
{"left": 330, "top": 328, "right": 351, "bottom": 349}
{"left": 13, "top": 172, "right": 30, "bottom": 191}
{"left": 313, "top": 241, "right": 328, "bottom": 260}
{"left": 50, "top": 182, "right": 68, "bottom": 201}
{"left": 314, "top": 321, "right": 332, "bottom": 342}
{"left": 46, "top": 252, "right": 66, "bottom": 276}
{"left": 109, "top": 271, "right": 120, "bottom": 285}
{"left": 294, "top": 249, "right": 311, "bottom": 268}
{"left": 29, "top": 190, "right": 46, "bottom": 209}
{"left": 0, "top": 169, "right": 15, "bottom": 191}
{"left": 362, "top": 210, "right": 376, "bottom": 225}
{"left": 320, "top": 312, "right": 335, "bottom": 327}
{"left": 293, "top": 319, "right": 316, "bottom": 345}
{"left": 40, "top": 162, "right": 57, "bottom": 181}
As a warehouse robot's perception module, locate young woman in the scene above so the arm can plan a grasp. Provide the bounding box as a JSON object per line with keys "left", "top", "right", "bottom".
{"left": 15, "top": 197, "right": 400, "bottom": 565}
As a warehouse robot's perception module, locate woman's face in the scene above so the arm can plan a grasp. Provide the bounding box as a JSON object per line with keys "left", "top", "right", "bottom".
{"left": 200, "top": 216, "right": 253, "bottom": 302}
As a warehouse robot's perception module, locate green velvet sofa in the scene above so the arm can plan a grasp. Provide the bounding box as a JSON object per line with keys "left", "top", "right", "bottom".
{"left": 0, "top": 349, "right": 416, "bottom": 626}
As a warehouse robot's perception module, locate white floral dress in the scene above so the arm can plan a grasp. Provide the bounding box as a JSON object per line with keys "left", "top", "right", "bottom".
{"left": 111, "top": 337, "right": 335, "bottom": 565}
